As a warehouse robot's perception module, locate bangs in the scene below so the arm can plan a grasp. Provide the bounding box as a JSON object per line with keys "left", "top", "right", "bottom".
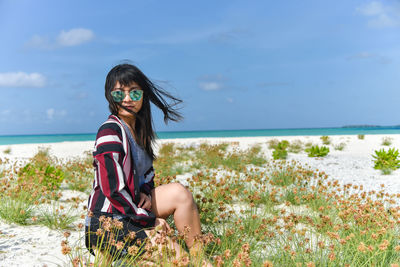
{"left": 114, "top": 71, "right": 140, "bottom": 87}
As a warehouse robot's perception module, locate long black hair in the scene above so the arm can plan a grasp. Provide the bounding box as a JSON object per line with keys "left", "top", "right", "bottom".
{"left": 105, "top": 63, "right": 182, "bottom": 160}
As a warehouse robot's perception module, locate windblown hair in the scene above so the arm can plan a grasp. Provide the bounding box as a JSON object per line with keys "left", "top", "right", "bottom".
{"left": 105, "top": 63, "right": 182, "bottom": 160}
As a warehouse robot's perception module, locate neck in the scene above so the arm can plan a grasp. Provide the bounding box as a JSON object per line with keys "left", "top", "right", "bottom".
{"left": 119, "top": 115, "right": 136, "bottom": 130}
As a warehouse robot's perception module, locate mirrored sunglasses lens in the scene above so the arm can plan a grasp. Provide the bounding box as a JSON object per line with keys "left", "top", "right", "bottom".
{"left": 130, "top": 90, "right": 143, "bottom": 101}
{"left": 111, "top": 91, "right": 124, "bottom": 102}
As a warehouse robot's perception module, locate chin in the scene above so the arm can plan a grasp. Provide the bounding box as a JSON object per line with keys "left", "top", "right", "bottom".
{"left": 119, "top": 110, "right": 136, "bottom": 117}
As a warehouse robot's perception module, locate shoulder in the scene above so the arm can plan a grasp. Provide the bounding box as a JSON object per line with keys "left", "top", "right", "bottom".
{"left": 94, "top": 116, "right": 128, "bottom": 154}
{"left": 97, "top": 115, "right": 124, "bottom": 137}
{"left": 95, "top": 115, "right": 127, "bottom": 144}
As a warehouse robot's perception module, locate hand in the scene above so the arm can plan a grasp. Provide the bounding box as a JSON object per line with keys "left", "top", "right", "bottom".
{"left": 138, "top": 192, "right": 151, "bottom": 210}
{"left": 154, "top": 218, "right": 171, "bottom": 233}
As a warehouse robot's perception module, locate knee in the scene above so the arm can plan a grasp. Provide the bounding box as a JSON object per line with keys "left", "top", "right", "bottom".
{"left": 172, "top": 183, "right": 194, "bottom": 205}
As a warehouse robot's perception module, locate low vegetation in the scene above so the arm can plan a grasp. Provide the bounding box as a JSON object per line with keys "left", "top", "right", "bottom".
{"left": 382, "top": 137, "right": 393, "bottom": 146}
{"left": 320, "top": 136, "right": 331, "bottom": 145}
{"left": 272, "top": 140, "right": 289, "bottom": 160}
{"left": 1, "top": 142, "right": 400, "bottom": 266}
{"left": 287, "top": 139, "right": 303, "bottom": 153}
{"left": 305, "top": 145, "right": 330, "bottom": 157}
{"left": 373, "top": 148, "right": 400, "bottom": 175}
{"left": 334, "top": 142, "right": 346, "bottom": 151}
{"left": 357, "top": 134, "right": 365, "bottom": 140}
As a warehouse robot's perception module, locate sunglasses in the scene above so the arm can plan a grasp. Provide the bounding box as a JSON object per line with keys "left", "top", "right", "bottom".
{"left": 111, "top": 89, "right": 143, "bottom": 102}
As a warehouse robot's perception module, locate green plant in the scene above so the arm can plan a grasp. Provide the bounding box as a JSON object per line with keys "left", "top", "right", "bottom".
{"left": 19, "top": 163, "right": 65, "bottom": 189}
{"left": 16, "top": 148, "right": 65, "bottom": 191}
{"left": 357, "top": 134, "right": 365, "bottom": 140}
{"left": 288, "top": 140, "right": 303, "bottom": 153}
{"left": 305, "top": 145, "right": 330, "bottom": 157}
{"left": 38, "top": 204, "right": 78, "bottom": 230}
{"left": 334, "top": 142, "right": 346, "bottom": 151}
{"left": 3, "top": 147, "right": 11, "bottom": 154}
{"left": 272, "top": 149, "right": 287, "bottom": 160}
{"left": 272, "top": 141, "right": 289, "bottom": 160}
{"left": 304, "top": 142, "right": 313, "bottom": 149}
{"left": 0, "top": 196, "right": 34, "bottom": 225}
{"left": 267, "top": 139, "right": 280, "bottom": 149}
{"left": 320, "top": 136, "right": 331, "bottom": 145}
{"left": 372, "top": 148, "right": 400, "bottom": 175}
{"left": 63, "top": 154, "right": 93, "bottom": 193}
{"left": 382, "top": 137, "right": 393, "bottom": 146}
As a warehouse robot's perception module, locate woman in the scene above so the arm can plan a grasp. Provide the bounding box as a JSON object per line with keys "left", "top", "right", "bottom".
{"left": 85, "top": 63, "right": 208, "bottom": 265}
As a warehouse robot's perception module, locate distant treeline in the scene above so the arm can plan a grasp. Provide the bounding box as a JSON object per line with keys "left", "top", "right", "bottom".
{"left": 342, "top": 125, "right": 400, "bottom": 129}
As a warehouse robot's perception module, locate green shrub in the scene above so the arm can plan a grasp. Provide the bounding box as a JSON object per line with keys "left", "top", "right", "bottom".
{"left": 305, "top": 145, "right": 330, "bottom": 157}
{"left": 272, "top": 149, "right": 288, "bottom": 160}
{"left": 320, "top": 136, "right": 331, "bottom": 145}
{"left": 267, "top": 139, "right": 280, "bottom": 149}
{"left": 272, "top": 141, "right": 289, "bottom": 160}
{"left": 357, "top": 134, "right": 365, "bottom": 140}
{"left": 19, "top": 163, "right": 65, "bottom": 189}
{"left": 372, "top": 148, "right": 400, "bottom": 175}
{"left": 63, "top": 152, "right": 93, "bottom": 193}
{"left": 17, "top": 149, "right": 65, "bottom": 192}
{"left": 334, "top": 142, "right": 346, "bottom": 151}
{"left": 0, "top": 196, "right": 34, "bottom": 225}
{"left": 304, "top": 142, "right": 313, "bottom": 149}
{"left": 381, "top": 137, "right": 393, "bottom": 146}
{"left": 3, "top": 148, "right": 11, "bottom": 154}
{"left": 278, "top": 140, "right": 289, "bottom": 149}
{"left": 288, "top": 140, "right": 303, "bottom": 153}
{"left": 38, "top": 204, "right": 78, "bottom": 230}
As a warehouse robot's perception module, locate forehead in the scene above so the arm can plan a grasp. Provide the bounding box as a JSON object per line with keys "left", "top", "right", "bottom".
{"left": 113, "top": 81, "right": 141, "bottom": 90}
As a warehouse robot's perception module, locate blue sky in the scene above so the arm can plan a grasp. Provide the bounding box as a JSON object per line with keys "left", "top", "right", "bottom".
{"left": 0, "top": 0, "right": 400, "bottom": 135}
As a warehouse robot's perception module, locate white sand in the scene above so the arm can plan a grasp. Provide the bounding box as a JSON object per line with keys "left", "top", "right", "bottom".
{"left": 0, "top": 134, "right": 400, "bottom": 266}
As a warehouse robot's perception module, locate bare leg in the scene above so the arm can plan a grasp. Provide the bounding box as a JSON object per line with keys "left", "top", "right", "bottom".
{"left": 151, "top": 183, "right": 201, "bottom": 247}
{"left": 151, "top": 183, "right": 212, "bottom": 266}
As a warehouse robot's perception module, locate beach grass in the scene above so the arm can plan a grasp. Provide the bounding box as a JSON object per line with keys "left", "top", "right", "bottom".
{"left": 1, "top": 142, "right": 400, "bottom": 266}
{"left": 382, "top": 137, "right": 393, "bottom": 146}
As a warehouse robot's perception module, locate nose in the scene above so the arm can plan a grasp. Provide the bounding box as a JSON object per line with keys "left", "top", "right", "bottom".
{"left": 122, "top": 91, "right": 131, "bottom": 102}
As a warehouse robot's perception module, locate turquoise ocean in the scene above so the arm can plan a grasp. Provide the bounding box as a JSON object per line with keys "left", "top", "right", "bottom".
{"left": 1, "top": 126, "right": 400, "bottom": 145}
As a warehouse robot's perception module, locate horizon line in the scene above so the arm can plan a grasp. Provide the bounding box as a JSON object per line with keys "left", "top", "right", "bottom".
{"left": 1, "top": 124, "right": 400, "bottom": 137}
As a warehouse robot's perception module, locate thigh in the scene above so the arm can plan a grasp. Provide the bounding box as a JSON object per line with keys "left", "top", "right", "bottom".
{"left": 151, "top": 183, "right": 187, "bottom": 218}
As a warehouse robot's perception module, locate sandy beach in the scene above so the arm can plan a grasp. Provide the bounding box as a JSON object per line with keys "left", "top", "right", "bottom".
{"left": 1, "top": 134, "right": 400, "bottom": 266}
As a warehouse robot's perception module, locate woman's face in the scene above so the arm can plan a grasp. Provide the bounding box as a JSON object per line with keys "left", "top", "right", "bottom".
{"left": 112, "top": 81, "right": 144, "bottom": 117}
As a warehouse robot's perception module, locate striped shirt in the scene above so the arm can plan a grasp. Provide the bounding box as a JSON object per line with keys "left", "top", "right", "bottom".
{"left": 87, "top": 115, "right": 156, "bottom": 226}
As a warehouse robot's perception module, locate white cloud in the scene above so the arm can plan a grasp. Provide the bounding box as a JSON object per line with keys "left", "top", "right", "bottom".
{"left": 26, "top": 35, "right": 51, "bottom": 49}
{"left": 198, "top": 74, "right": 226, "bottom": 91}
{"left": 59, "top": 109, "right": 67, "bottom": 116}
{"left": 57, "top": 28, "right": 95, "bottom": 46}
{"left": 357, "top": 1, "right": 385, "bottom": 16}
{"left": 208, "top": 28, "right": 250, "bottom": 44}
{"left": 199, "top": 82, "right": 223, "bottom": 91}
{"left": 346, "top": 52, "right": 392, "bottom": 64}
{"left": 46, "top": 108, "right": 67, "bottom": 120}
{"left": 26, "top": 28, "right": 94, "bottom": 49}
{"left": 76, "top": 92, "right": 88, "bottom": 99}
{"left": 346, "top": 52, "right": 375, "bottom": 60}
{"left": 140, "top": 26, "right": 247, "bottom": 45}
{"left": 0, "top": 72, "right": 46, "bottom": 87}
{"left": 258, "top": 82, "right": 292, "bottom": 88}
{"left": 1, "top": 109, "right": 10, "bottom": 115}
{"left": 357, "top": 1, "right": 400, "bottom": 28}
{"left": 46, "top": 108, "right": 55, "bottom": 120}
